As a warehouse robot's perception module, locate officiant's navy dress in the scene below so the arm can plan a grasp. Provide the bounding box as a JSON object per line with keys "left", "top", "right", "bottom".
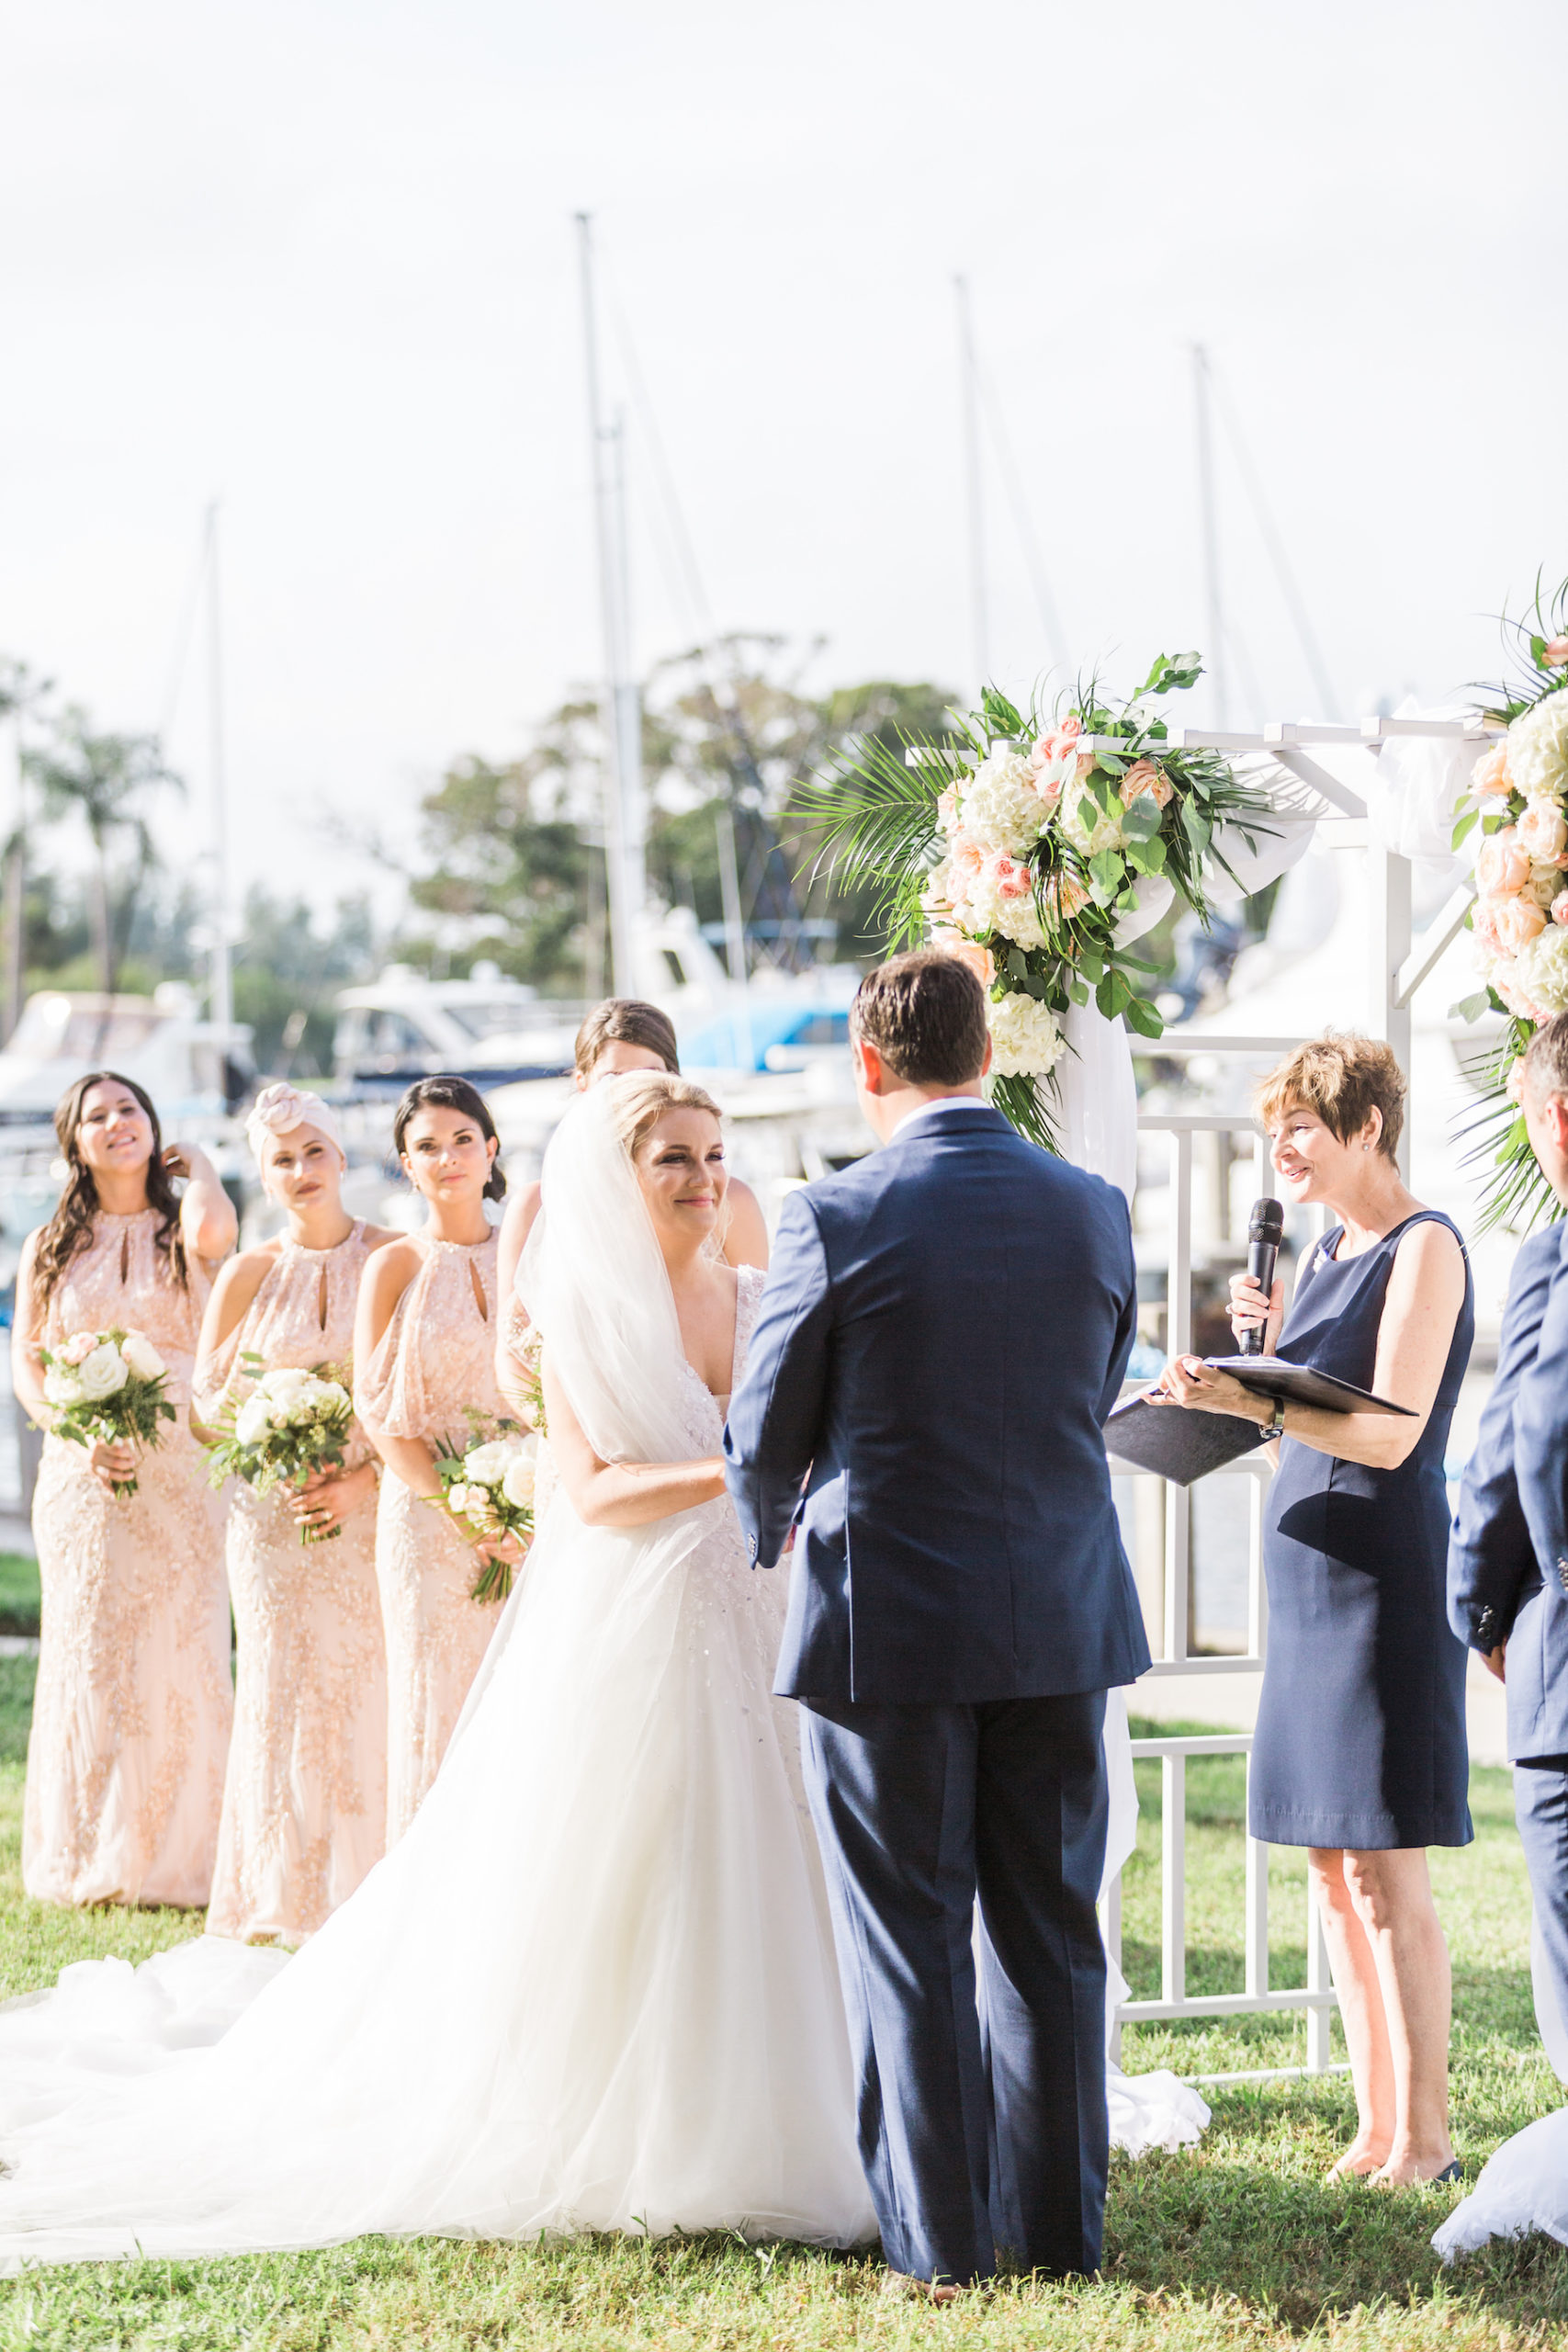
{"left": 1249, "top": 1210, "right": 1474, "bottom": 1851}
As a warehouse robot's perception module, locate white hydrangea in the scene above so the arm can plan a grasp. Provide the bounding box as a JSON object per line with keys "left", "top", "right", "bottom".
{"left": 987, "top": 991, "right": 1066, "bottom": 1078}
{"left": 1529, "top": 862, "right": 1563, "bottom": 910}
{"left": 957, "top": 752, "right": 1047, "bottom": 858}
{"left": 1515, "top": 925, "right": 1568, "bottom": 1015}
{"left": 1058, "top": 777, "right": 1128, "bottom": 859}
{"left": 1507, "top": 692, "right": 1568, "bottom": 800}
{"left": 961, "top": 865, "right": 1048, "bottom": 951}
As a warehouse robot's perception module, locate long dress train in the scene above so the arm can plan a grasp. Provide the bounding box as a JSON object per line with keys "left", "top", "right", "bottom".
{"left": 195, "top": 1223, "right": 387, "bottom": 1942}
{"left": 23, "top": 1209, "right": 231, "bottom": 1908}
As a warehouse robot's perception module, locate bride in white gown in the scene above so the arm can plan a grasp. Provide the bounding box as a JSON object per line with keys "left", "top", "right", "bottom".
{"left": 0, "top": 1073, "right": 1201, "bottom": 2271}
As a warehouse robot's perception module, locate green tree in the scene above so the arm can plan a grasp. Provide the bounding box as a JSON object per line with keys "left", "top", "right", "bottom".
{"left": 230, "top": 886, "right": 380, "bottom": 1075}
{"left": 23, "top": 712, "right": 179, "bottom": 996}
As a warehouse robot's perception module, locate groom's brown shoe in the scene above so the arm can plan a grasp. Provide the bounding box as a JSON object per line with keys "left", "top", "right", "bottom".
{"left": 881, "top": 2268, "right": 964, "bottom": 2305}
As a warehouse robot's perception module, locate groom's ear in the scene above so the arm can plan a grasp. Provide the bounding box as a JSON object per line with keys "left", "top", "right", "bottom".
{"left": 852, "top": 1035, "right": 888, "bottom": 1097}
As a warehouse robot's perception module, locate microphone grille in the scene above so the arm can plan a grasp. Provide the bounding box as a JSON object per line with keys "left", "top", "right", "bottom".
{"left": 1248, "top": 1197, "right": 1285, "bottom": 1244}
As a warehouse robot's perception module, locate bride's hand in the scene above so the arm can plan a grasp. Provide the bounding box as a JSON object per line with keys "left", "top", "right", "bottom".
{"left": 1153, "top": 1355, "right": 1266, "bottom": 1420}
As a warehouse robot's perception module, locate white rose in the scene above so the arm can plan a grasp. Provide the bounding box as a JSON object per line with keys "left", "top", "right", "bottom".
{"left": 43, "top": 1367, "right": 84, "bottom": 1408}
{"left": 236, "top": 1396, "right": 273, "bottom": 1446}
{"left": 957, "top": 752, "right": 1047, "bottom": 858}
{"left": 446, "top": 1482, "right": 472, "bottom": 1514}
{"left": 1515, "top": 926, "right": 1568, "bottom": 1015}
{"left": 501, "top": 1451, "right": 536, "bottom": 1511}
{"left": 462, "top": 1441, "right": 512, "bottom": 1487}
{"left": 260, "top": 1368, "right": 310, "bottom": 1405}
{"left": 987, "top": 991, "right": 1066, "bottom": 1079}
{"left": 1058, "top": 777, "right": 1129, "bottom": 860}
{"left": 1507, "top": 694, "right": 1568, "bottom": 801}
{"left": 76, "top": 1341, "right": 130, "bottom": 1401}
{"left": 119, "top": 1331, "right": 166, "bottom": 1382}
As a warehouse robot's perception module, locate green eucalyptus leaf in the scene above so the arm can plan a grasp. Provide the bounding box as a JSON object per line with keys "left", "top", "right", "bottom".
{"left": 1449, "top": 989, "right": 1494, "bottom": 1023}
{"left": 1068, "top": 978, "right": 1089, "bottom": 1006}
{"left": 1122, "top": 993, "right": 1165, "bottom": 1039}
{"left": 1450, "top": 807, "right": 1480, "bottom": 852}
{"left": 1122, "top": 797, "right": 1162, "bottom": 842}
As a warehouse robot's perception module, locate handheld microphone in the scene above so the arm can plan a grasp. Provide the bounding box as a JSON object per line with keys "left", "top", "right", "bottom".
{"left": 1240, "top": 1198, "right": 1285, "bottom": 1357}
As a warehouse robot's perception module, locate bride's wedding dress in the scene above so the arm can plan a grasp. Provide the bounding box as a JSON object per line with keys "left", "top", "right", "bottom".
{"left": 0, "top": 1090, "right": 1202, "bottom": 2271}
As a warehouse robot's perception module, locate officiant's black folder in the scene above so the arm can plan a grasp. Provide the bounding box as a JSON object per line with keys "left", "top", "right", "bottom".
{"left": 1103, "top": 1357, "right": 1416, "bottom": 1487}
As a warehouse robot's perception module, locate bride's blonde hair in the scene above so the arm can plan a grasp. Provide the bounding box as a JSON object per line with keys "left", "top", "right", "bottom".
{"left": 607, "top": 1070, "right": 722, "bottom": 1160}
{"left": 608, "top": 1072, "right": 730, "bottom": 1256}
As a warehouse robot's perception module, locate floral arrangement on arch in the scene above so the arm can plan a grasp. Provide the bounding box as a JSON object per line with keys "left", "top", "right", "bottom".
{"left": 1450, "top": 572, "right": 1568, "bottom": 1225}
{"left": 801, "top": 654, "right": 1276, "bottom": 1147}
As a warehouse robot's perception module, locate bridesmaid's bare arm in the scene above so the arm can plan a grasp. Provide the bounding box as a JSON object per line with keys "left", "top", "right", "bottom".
{"left": 190, "top": 1244, "right": 283, "bottom": 1441}
{"left": 542, "top": 1359, "right": 725, "bottom": 1528}
{"left": 723, "top": 1178, "right": 769, "bottom": 1273}
{"left": 354, "top": 1238, "right": 443, "bottom": 1499}
{"left": 166, "top": 1142, "right": 238, "bottom": 1268}
{"left": 494, "top": 1182, "right": 544, "bottom": 1417}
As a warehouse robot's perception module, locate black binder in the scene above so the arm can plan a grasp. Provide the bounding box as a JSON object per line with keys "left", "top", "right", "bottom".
{"left": 1103, "top": 1356, "right": 1416, "bottom": 1487}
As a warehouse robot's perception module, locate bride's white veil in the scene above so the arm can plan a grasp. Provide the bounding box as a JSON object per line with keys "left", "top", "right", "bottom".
{"left": 517, "top": 1080, "right": 698, "bottom": 1467}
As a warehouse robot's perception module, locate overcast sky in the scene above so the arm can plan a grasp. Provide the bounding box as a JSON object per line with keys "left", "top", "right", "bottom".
{"left": 2, "top": 0, "right": 1563, "bottom": 923}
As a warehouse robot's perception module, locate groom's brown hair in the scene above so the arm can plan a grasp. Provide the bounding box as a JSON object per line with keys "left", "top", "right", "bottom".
{"left": 852, "top": 951, "right": 988, "bottom": 1087}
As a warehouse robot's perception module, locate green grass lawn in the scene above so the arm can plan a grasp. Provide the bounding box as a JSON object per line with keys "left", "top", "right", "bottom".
{"left": 0, "top": 1554, "right": 39, "bottom": 1638}
{"left": 0, "top": 1672, "right": 1564, "bottom": 2347}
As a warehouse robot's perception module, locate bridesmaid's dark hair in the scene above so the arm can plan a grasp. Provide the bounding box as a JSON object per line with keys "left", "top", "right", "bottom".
{"left": 573, "top": 998, "right": 679, "bottom": 1080}
{"left": 36, "top": 1069, "right": 186, "bottom": 1306}
{"left": 392, "top": 1076, "right": 507, "bottom": 1204}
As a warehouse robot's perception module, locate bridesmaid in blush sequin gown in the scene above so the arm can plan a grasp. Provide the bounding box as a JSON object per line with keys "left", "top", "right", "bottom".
{"left": 12, "top": 1072, "right": 238, "bottom": 1908}
{"left": 194, "top": 1085, "right": 401, "bottom": 1944}
{"left": 355, "top": 1077, "right": 521, "bottom": 1842}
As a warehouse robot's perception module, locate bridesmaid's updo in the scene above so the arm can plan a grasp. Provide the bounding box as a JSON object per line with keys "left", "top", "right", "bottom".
{"left": 607, "top": 1071, "right": 722, "bottom": 1163}
{"left": 392, "top": 1075, "right": 508, "bottom": 1203}
{"left": 1255, "top": 1033, "right": 1406, "bottom": 1164}
{"left": 573, "top": 999, "right": 679, "bottom": 1080}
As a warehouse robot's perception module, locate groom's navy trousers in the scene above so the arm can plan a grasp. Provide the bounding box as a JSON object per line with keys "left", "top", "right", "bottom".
{"left": 724, "top": 1100, "right": 1148, "bottom": 2282}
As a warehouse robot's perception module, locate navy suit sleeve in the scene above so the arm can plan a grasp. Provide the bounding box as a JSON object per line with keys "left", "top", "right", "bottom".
{"left": 1095, "top": 1189, "right": 1139, "bottom": 1427}
{"left": 1450, "top": 1227, "right": 1561, "bottom": 1651}
{"left": 722, "top": 1190, "right": 834, "bottom": 1572}
{"left": 1517, "top": 1232, "right": 1568, "bottom": 1623}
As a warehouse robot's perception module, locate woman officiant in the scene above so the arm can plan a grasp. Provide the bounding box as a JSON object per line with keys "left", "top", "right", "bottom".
{"left": 1156, "top": 1034, "right": 1472, "bottom": 2188}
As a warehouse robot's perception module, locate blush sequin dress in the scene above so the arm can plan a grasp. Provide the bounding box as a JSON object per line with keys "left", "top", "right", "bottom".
{"left": 355, "top": 1232, "right": 506, "bottom": 1842}
{"left": 23, "top": 1209, "right": 231, "bottom": 1908}
{"left": 195, "top": 1223, "right": 389, "bottom": 1944}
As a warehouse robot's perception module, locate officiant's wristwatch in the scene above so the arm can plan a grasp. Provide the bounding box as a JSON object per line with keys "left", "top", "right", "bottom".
{"left": 1264, "top": 1395, "right": 1286, "bottom": 1436}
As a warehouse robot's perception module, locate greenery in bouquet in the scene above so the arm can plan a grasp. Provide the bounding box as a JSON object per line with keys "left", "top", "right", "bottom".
{"left": 1449, "top": 572, "right": 1568, "bottom": 1227}
{"left": 798, "top": 652, "right": 1275, "bottom": 1148}
{"left": 204, "top": 1355, "right": 356, "bottom": 1543}
{"left": 39, "top": 1326, "right": 176, "bottom": 1498}
{"left": 434, "top": 1413, "right": 537, "bottom": 1605}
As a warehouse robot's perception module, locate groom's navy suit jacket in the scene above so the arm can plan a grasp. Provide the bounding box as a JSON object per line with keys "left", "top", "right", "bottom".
{"left": 1449, "top": 1221, "right": 1568, "bottom": 1760}
{"left": 723, "top": 1099, "right": 1150, "bottom": 1705}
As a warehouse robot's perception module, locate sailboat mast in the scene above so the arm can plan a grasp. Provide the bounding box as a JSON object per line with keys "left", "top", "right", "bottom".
{"left": 205, "top": 500, "right": 233, "bottom": 1035}
{"left": 1191, "top": 345, "right": 1229, "bottom": 731}
{"left": 574, "top": 212, "right": 639, "bottom": 996}
{"left": 953, "top": 276, "right": 989, "bottom": 705}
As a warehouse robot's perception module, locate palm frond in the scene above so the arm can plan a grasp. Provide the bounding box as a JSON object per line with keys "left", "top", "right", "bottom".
{"left": 792, "top": 731, "right": 947, "bottom": 904}
{"left": 1455, "top": 1036, "right": 1560, "bottom": 1232}
{"left": 988, "top": 1071, "right": 1063, "bottom": 1156}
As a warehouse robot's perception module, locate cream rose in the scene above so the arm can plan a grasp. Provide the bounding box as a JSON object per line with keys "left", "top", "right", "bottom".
{"left": 1476, "top": 828, "right": 1532, "bottom": 897}
{"left": 1472, "top": 743, "right": 1513, "bottom": 797}
{"left": 501, "top": 1452, "right": 536, "bottom": 1511}
{"left": 1518, "top": 799, "right": 1568, "bottom": 865}
{"left": 119, "top": 1331, "right": 166, "bottom": 1382}
{"left": 462, "top": 1441, "right": 513, "bottom": 1487}
{"left": 236, "top": 1395, "right": 273, "bottom": 1447}
{"left": 446, "top": 1483, "right": 472, "bottom": 1515}
{"left": 1495, "top": 895, "right": 1547, "bottom": 951}
{"left": 76, "top": 1341, "right": 130, "bottom": 1402}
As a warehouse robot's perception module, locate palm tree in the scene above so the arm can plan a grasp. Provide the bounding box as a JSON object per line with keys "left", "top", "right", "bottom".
{"left": 24, "top": 710, "right": 180, "bottom": 998}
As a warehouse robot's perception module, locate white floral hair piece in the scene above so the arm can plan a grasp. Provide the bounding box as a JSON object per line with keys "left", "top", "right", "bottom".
{"left": 244, "top": 1081, "right": 345, "bottom": 1166}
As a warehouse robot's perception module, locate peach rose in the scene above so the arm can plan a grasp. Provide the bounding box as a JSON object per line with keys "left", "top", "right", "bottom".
{"left": 1551, "top": 891, "right": 1568, "bottom": 928}
{"left": 1472, "top": 744, "right": 1513, "bottom": 797}
{"left": 1476, "top": 827, "right": 1532, "bottom": 897}
{"left": 950, "top": 831, "right": 985, "bottom": 879}
{"left": 931, "top": 929, "right": 996, "bottom": 988}
{"left": 1543, "top": 639, "right": 1568, "bottom": 668}
{"left": 1518, "top": 799, "right": 1568, "bottom": 865}
{"left": 1119, "top": 758, "right": 1174, "bottom": 811}
{"left": 1043, "top": 871, "right": 1089, "bottom": 922}
{"left": 1506, "top": 1057, "right": 1528, "bottom": 1104}
{"left": 1495, "top": 894, "right": 1547, "bottom": 951}
{"left": 987, "top": 853, "right": 1032, "bottom": 899}
{"left": 937, "top": 786, "right": 959, "bottom": 831}
{"left": 1472, "top": 902, "right": 1506, "bottom": 959}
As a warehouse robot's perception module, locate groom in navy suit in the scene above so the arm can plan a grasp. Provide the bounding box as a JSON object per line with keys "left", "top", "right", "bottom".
{"left": 724, "top": 950, "right": 1149, "bottom": 2290}
{"left": 1450, "top": 1012, "right": 1568, "bottom": 2054}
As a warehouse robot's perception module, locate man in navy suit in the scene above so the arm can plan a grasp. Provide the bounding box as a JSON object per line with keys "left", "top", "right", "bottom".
{"left": 1450, "top": 1012, "right": 1568, "bottom": 2055}
{"left": 723, "top": 951, "right": 1148, "bottom": 2291}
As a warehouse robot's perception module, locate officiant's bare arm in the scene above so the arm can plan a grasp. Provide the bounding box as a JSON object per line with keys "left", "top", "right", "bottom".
{"left": 542, "top": 1360, "right": 726, "bottom": 1526}
{"left": 1156, "top": 1221, "right": 1466, "bottom": 1473}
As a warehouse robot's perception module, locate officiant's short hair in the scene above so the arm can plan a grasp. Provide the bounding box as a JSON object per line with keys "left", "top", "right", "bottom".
{"left": 1255, "top": 1033, "right": 1404, "bottom": 1162}
{"left": 852, "top": 951, "right": 988, "bottom": 1087}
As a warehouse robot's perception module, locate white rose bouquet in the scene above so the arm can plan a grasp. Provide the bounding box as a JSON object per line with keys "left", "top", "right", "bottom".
{"left": 799, "top": 653, "right": 1274, "bottom": 1148}
{"left": 1449, "top": 569, "right": 1568, "bottom": 1224}
{"left": 39, "top": 1327, "right": 175, "bottom": 1498}
{"left": 203, "top": 1354, "right": 356, "bottom": 1544}
{"left": 433, "top": 1413, "right": 537, "bottom": 1605}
